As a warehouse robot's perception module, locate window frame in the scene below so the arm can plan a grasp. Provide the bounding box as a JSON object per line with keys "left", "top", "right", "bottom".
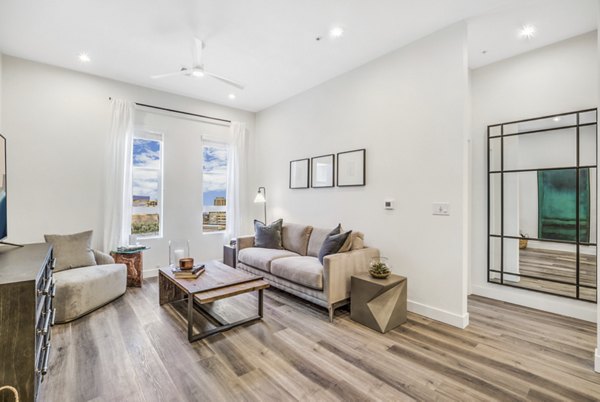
{"left": 131, "top": 131, "right": 164, "bottom": 240}
{"left": 202, "top": 140, "right": 229, "bottom": 235}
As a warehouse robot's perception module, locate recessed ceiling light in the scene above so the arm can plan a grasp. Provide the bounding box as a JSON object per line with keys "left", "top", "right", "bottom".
{"left": 191, "top": 70, "right": 204, "bottom": 77}
{"left": 228, "top": 94, "right": 236, "bottom": 100}
{"left": 519, "top": 25, "right": 536, "bottom": 39}
{"left": 553, "top": 117, "right": 561, "bottom": 122}
{"left": 330, "top": 26, "right": 344, "bottom": 38}
{"left": 78, "top": 52, "right": 91, "bottom": 63}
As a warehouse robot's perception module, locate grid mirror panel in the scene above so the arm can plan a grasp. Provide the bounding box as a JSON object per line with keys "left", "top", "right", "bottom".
{"left": 487, "top": 108, "right": 597, "bottom": 302}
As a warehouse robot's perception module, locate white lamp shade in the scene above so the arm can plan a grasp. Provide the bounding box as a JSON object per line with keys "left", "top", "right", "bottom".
{"left": 254, "top": 192, "right": 266, "bottom": 203}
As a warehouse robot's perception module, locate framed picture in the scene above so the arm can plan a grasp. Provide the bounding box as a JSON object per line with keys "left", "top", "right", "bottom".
{"left": 289, "top": 158, "right": 310, "bottom": 189}
{"left": 337, "top": 149, "right": 366, "bottom": 187}
{"left": 311, "top": 154, "right": 335, "bottom": 188}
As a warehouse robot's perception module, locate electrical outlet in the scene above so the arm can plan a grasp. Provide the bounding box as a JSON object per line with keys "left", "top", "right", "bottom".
{"left": 432, "top": 202, "right": 450, "bottom": 216}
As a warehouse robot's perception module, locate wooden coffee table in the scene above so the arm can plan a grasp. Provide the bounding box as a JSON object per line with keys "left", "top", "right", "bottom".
{"left": 158, "top": 260, "right": 269, "bottom": 342}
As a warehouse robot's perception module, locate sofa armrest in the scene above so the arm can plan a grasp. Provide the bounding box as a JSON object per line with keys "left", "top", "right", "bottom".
{"left": 323, "top": 247, "right": 380, "bottom": 305}
{"left": 236, "top": 235, "right": 255, "bottom": 253}
{"left": 93, "top": 249, "right": 115, "bottom": 265}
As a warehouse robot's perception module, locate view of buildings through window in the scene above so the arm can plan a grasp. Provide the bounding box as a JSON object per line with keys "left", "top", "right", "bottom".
{"left": 202, "top": 143, "right": 228, "bottom": 232}
{"left": 131, "top": 135, "right": 163, "bottom": 237}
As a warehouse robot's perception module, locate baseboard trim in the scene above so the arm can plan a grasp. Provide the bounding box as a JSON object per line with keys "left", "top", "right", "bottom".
{"left": 471, "top": 283, "right": 597, "bottom": 322}
{"left": 408, "top": 300, "right": 469, "bottom": 329}
{"left": 595, "top": 348, "right": 600, "bottom": 373}
{"left": 144, "top": 268, "right": 159, "bottom": 278}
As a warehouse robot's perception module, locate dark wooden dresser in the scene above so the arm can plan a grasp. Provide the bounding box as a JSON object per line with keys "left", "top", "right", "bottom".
{"left": 0, "top": 243, "right": 54, "bottom": 402}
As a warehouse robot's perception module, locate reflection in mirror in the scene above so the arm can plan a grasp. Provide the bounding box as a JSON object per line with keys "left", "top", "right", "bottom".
{"left": 580, "top": 245, "right": 596, "bottom": 287}
{"left": 579, "top": 110, "right": 597, "bottom": 125}
{"left": 489, "top": 237, "right": 501, "bottom": 272}
{"left": 489, "top": 173, "right": 501, "bottom": 235}
{"left": 503, "top": 114, "right": 577, "bottom": 135}
{"left": 580, "top": 125, "right": 597, "bottom": 166}
{"left": 503, "top": 129, "right": 576, "bottom": 171}
{"left": 489, "top": 138, "right": 501, "bottom": 171}
{"left": 581, "top": 168, "right": 596, "bottom": 244}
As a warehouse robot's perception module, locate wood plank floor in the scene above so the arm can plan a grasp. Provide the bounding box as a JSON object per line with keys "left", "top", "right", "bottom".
{"left": 494, "top": 248, "right": 597, "bottom": 302}
{"left": 40, "top": 277, "right": 600, "bottom": 402}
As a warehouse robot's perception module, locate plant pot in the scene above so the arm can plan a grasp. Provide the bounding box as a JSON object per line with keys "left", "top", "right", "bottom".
{"left": 369, "top": 270, "right": 391, "bottom": 279}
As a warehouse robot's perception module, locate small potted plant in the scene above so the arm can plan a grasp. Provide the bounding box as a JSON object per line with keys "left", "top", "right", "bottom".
{"left": 519, "top": 233, "right": 529, "bottom": 249}
{"left": 369, "top": 257, "right": 391, "bottom": 279}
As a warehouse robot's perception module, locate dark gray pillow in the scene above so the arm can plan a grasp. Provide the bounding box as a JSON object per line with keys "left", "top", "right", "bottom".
{"left": 318, "top": 230, "right": 352, "bottom": 263}
{"left": 254, "top": 219, "right": 283, "bottom": 249}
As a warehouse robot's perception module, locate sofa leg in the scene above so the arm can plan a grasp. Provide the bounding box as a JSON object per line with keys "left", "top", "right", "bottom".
{"left": 328, "top": 306, "right": 334, "bottom": 323}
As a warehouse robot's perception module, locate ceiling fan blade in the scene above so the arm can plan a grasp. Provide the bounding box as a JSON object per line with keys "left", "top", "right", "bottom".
{"left": 203, "top": 71, "right": 245, "bottom": 90}
{"left": 151, "top": 69, "right": 189, "bottom": 79}
{"left": 192, "top": 38, "right": 204, "bottom": 67}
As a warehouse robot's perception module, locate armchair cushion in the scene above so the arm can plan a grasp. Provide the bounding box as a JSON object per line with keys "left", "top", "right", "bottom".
{"left": 93, "top": 250, "right": 115, "bottom": 265}
{"left": 44, "top": 230, "right": 96, "bottom": 272}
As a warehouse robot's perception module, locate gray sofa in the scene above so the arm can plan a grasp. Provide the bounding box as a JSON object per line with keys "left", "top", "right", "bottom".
{"left": 53, "top": 250, "right": 127, "bottom": 323}
{"left": 236, "top": 223, "right": 379, "bottom": 321}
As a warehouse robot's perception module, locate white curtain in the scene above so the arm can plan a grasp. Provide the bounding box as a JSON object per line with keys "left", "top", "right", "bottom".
{"left": 103, "top": 99, "right": 135, "bottom": 251}
{"left": 225, "top": 122, "right": 248, "bottom": 242}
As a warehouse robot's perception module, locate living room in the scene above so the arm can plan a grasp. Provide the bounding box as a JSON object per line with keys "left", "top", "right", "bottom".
{"left": 1, "top": 0, "right": 600, "bottom": 401}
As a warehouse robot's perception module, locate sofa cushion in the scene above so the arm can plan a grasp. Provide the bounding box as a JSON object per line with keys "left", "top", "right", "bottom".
{"left": 53, "top": 263, "right": 127, "bottom": 323}
{"left": 254, "top": 219, "right": 283, "bottom": 249}
{"left": 44, "top": 230, "right": 97, "bottom": 272}
{"left": 307, "top": 224, "right": 341, "bottom": 257}
{"left": 318, "top": 230, "right": 352, "bottom": 263}
{"left": 282, "top": 223, "right": 313, "bottom": 255}
{"left": 238, "top": 247, "right": 298, "bottom": 272}
{"left": 271, "top": 256, "right": 324, "bottom": 290}
{"left": 339, "top": 231, "right": 365, "bottom": 253}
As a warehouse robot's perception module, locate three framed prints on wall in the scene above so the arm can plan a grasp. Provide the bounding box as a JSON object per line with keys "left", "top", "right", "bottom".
{"left": 289, "top": 149, "right": 365, "bottom": 189}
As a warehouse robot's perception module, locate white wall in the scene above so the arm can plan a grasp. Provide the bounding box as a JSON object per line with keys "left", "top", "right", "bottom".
{"left": 471, "top": 32, "right": 598, "bottom": 321}
{"left": 254, "top": 23, "right": 471, "bottom": 328}
{"left": 595, "top": 18, "right": 600, "bottom": 374}
{"left": 1, "top": 56, "right": 255, "bottom": 272}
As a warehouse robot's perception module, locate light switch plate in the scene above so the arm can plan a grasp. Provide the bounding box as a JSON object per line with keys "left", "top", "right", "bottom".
{"left": 384, "top": 199, "right": 395, "bottom": 210}
{"left": 432, "top": 202, "right": 450, "bottom": 216}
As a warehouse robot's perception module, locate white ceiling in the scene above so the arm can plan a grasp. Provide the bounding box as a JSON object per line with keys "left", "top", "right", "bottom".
{"left": 0, "top": 0, "right": 597, "bottom": 112}
{"left": 469, "top": 0, "right": 598, "bottom": 69}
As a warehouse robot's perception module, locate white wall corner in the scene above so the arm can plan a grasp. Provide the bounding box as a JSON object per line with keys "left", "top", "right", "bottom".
{"left": 144, "top": 267, "right": 159, "bottom": 278}
{"left": 408, "top": 300, "right": 470, "bottom": 329}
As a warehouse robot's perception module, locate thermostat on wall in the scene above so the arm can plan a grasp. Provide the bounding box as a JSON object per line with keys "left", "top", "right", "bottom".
{"left": 384, "top": 199, "right": 395, "bottom": 210}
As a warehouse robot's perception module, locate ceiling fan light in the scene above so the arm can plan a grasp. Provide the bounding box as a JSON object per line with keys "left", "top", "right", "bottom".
{"left": 191, "top": 70, "right": 204, "bottom": 77}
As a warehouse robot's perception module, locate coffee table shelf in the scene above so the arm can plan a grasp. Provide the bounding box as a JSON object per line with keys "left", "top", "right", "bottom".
{"left": 159, "top": 260, "right": 269, "bottom": 342}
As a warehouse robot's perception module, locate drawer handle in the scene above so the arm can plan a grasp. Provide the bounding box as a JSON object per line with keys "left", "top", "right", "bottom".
{"left": 38, "top": 278, "right": 52, "bottom": 296}
{"left": 37, "top": 308, "right": 53, "bottom": 336}
{"left": 41, "top": 344, "right": 51, "bottom": 376}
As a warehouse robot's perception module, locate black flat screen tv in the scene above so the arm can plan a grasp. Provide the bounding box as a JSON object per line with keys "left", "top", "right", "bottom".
{"left": 0, "top": 134, "right": 6, "bottom": 240}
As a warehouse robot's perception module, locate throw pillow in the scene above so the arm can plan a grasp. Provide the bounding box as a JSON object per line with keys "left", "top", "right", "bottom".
{"left": 338, "top": 230, "right": 365, "bottom": 253}
{"left": 318, "top": 229, "right": 352, "bottom": 263}
{"left": 254, "top": 219, "right": 284, "bottom": 249}
{"left": 44, "top": 230, "right": 97, "bottom": 272}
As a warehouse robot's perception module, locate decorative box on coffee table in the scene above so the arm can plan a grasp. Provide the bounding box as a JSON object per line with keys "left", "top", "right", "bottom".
{"left": 350, "top": 273, "right": 407, "bottom": 333}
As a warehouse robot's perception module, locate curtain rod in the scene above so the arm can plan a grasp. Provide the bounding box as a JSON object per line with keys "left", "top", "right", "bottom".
{"left": 108, "top": 97, "right": 232, "bottom": 124}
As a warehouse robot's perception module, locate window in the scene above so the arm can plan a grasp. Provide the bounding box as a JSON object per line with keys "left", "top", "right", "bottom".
{"left": 131, "top": 133, "right": 163, "bottom": 238}
{"left": 202, "top": 143, "right": 228, "bottom": 233}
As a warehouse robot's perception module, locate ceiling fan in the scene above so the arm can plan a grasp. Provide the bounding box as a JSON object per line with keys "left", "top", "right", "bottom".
{"left": 151, "top": 38, "right": 244, "bottom": 90}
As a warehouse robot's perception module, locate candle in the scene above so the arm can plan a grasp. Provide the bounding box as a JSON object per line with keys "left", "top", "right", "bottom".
{"left": 173, "top": 249, "right": 185, "bottom": 265}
